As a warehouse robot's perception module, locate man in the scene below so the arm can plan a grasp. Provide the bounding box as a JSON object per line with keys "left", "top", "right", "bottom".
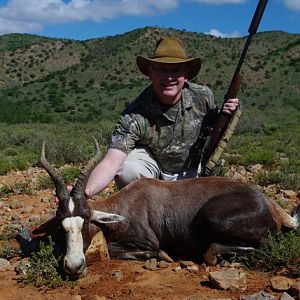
{"left": 85, "top": 37, "right": 239, "bottom": 197}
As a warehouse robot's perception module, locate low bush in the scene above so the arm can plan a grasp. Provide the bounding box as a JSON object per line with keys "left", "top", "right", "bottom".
{"left": 236, "top": 230, "right": 300, "bottom": 278}
{"left": 18, "top": 237, "right": 74, "bottom": 288}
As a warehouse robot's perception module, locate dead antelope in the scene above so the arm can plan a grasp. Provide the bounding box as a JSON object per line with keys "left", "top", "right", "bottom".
{"left": 32, "top": 139, "right": 299, "bottom": 277}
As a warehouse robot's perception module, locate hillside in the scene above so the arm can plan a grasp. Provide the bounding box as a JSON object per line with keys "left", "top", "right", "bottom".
{"left": 0, "top": 27, "right": 299, "bottom": 190}
{"left": 0, "top": 27, "right": 299, "bottom": 124}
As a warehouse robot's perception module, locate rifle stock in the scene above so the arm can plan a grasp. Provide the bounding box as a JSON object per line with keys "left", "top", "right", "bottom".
{"left": 204, "top": 73, "right": 242, "bottom": 156}
{"left": 200, "top": 0, "right": 268, "bottom": 176}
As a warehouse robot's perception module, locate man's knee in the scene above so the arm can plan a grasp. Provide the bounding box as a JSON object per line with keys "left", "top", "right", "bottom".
{"left": 115, "top": 160, "right": 141, "bottom": 189}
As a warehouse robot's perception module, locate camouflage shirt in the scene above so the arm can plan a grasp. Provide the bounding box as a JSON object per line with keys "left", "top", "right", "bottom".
{"left": 109, "top": 81, "right": 216, "bottom": 173}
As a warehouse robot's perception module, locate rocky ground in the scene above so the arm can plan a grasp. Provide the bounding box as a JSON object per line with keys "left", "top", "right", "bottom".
{"left": 0, "top": 165, "right": 299, "bottom": 300}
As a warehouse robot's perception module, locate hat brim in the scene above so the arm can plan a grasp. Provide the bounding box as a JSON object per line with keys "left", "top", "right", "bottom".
{"left": 137, "top": 55, "right": 201, "bottom": 80}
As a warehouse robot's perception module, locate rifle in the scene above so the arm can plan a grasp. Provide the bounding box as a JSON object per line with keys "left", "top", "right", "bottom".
{"left": 199, "top": 0, "right": 268, "bottom": 176}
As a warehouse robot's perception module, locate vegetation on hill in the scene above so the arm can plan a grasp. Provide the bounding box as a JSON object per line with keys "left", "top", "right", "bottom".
{"left": 0, "top": 27, "right": 299, "bottom": 190}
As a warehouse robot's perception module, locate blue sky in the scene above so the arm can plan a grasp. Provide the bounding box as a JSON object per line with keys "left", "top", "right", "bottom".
{"left": 0, "top": 0, "right": 299, "bottom": 40}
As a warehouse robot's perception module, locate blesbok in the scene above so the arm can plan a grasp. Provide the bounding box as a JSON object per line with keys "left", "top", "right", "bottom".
{"left": 32, "top": 139, "right": 299, "bottom": 277}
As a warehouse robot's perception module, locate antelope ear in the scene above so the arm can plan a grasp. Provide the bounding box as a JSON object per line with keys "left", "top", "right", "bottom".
{"left": 32, "top": 217, "right": 59, "bottom": 235}
{"left": 92, "top": 210, "right": 126, "bottom": 223}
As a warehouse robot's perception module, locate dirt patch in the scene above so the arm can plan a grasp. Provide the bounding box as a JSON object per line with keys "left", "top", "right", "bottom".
{"left": 0, "top": 257, "right": 283, "bottom": 300}
{"left": 0, "top": 168, "right": 299, "bottom": 300}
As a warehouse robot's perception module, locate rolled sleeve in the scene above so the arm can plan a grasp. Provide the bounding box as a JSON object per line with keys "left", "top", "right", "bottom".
{"left": 109, "top": 114, "right": 143, "bottom": 155}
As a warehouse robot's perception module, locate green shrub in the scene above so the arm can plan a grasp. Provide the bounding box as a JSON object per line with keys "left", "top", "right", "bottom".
{"left": 36, "top": 166, "right": 81, "bottom": 190}
{"left": 18, "top": 237, "right": 73, "bottom": 288}
{"left": 61, "top": 166, "right": 81, "bottom": 184}
{"left": 0, "top": 242, "right": 20, "bottom": 259}
{"left": 236, "top": 230, "right": 300, "bottom": 277}
{"left": 238, "top": 148, "right": 276, "bottom": 166}
{"left": 12, "top": 180, "right": 32, "bottom": 194}
{"left": 0, "top": 160, "right": 15, "bottom": 175}
{"left": 36, "top": 175, "right": 53, "bottom": 190}
{"left": 0, "top": 184, "right": 11, "bottom": 196}
{"left": 253, "top": 171, "right": 282, "bottom": 186}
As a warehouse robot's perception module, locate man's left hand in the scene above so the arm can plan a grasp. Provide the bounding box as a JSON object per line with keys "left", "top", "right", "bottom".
{"left": 222, "top": 98, "right": 239, "bottom": 115}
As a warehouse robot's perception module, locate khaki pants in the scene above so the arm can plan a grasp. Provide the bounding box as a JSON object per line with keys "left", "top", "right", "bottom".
{"left": 115, "top": 148, "right": 198, "bottom": 189}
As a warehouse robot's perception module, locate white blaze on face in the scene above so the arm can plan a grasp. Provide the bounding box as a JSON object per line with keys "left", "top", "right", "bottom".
{"left": 68, "top": 197, "right": 75, "bottom": 214}
{"left": 62, "top": 216, "right": 86, "bottom": 275}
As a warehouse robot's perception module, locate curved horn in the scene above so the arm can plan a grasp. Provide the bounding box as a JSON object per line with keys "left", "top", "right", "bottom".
{"left": 71, "top": 137, "right": 102, "bottom": 200}
{"left": 40, "top": 141, "right": 69, "bottom": 201}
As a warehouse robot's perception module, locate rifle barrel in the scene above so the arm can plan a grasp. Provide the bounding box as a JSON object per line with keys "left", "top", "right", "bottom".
{"left": 201, "top": 0, "right": 269, "bottom": 173}
{"left": 249, "top": 0, "right": 268, "bottom": 34}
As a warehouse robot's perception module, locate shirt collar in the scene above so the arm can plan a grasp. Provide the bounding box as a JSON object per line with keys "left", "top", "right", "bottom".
{"left": 144, "top": 83, "right": 193, "bottom": 121}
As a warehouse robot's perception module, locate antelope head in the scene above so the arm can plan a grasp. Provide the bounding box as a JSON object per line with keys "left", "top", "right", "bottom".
{"left": 33, "top": 138, "right": 125, "bottom": 277}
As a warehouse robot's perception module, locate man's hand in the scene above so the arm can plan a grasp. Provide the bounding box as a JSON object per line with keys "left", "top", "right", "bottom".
{"left": 53, "top": 185, "right": 73, "bottom": 205}
{"left": 222, "top": 98, "right": 239, "bottom": 115}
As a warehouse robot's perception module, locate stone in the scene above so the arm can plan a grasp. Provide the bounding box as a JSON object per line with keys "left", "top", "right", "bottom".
{"left": 144, "top": 258, "right": 158, "bottom": 270}
{"left": 187, "top": 265, "right": 199, "bottom": 272}
{"left": 9, "top": 200, "right": 24, "bottom": 209}
{"left": 280, "top": 292, "right": 295, "bottom": 300}
{"left": 282, "top": 190, "right": 297, "bottom": 201}
{"left": 270, "top": 276, "right": 294, "bottom": 291}
{"left": 0, "top": 258, "right": 13, "bottom": 271}
{"left": 208, "top": 268, "right": 247, "bottom": 291}
{"left": 179, "top": 260, "right": 195, "bottom": 268}
{"left": 172, "top": 266, "right": 182, "bottom": 272}
{"left": 248, "top": 164, "right": 263, "bottom": 173}
{"left": 85, "top": 231, "right": 109, "bottom": 260}
{"left": 158, "top": 261, "right": 169, "bottom": 269}
{"left": 157, "top": 250, "right": 174, "bottom": 262}
{"left": 240, "top": 291, "right": 275, "bottom": 300}
{"left": 111, "top": 270, "right": 123, "bottom": 282}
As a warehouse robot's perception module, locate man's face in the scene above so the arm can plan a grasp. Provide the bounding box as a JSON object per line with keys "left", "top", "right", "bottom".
{"left": 149, "top": 62, "right": 188, "bottom": 106}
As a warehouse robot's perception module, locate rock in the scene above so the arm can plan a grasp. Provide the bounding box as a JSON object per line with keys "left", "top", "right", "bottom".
{"left": 187, "top": 265, "right": 199, "bottom": 272}
{"left": 21, "top": 206, "right": 34, "bottom": 214}
{"left": 157, "top": 250, "right": 174, "bottom": 262}
{"left": 4, "top": 207, "right": 11, "bottom": 212}
{"left": 270, "top": 276, "right": 294, "bottom": 291}
{"left": 237, "top": 166, "right": 247, "bottom": 175}
{"left": 86, "top": 231, "right": 109, "bottom": 261}
{"left": 40, "top": 197, "right": 51, "bottom": 203}
{"left": 0, "top": 258, "right": 13, "bottom": 271}
{"left": 85, "top": 295, "right": 107, "bottom": 300}
{"left": 158, "top": 261, "right": 169, "bottom": 269}
{"left": 282, "top": 190, "right": 297, "bottom": 201}
{"left": 208, "top": 268, "right": 247, "bottom": 291}
{"left": 144, "top": 258, "right": 158, "bottom": 270}
{"left": 179, "top": 260, "right": 195, "bottom": 268}
{"left": 280, "top": 292, "right": 294, "bottom": 300}
{"left": 71, "top": 295, "right": 82, "bottom": 300}
{"left": 111, "top": 270, "right": 123, "bottom": 282}
{"left": 9, "top": 200, "right": 24, "bottom": 209}
{"left": 28, "top": 215, "right": 40, "bottom": 223}
{"left": 248, "top": 164, "right": 263, "bottom": 173}
{"left": 231, "top": 171, "right": 244, "bottom": 180}
{"left": 172, "top": 266, "right": 182, "bottom": 272}
{"left": 240, "top": 291, "right": 275, "bottom": 300}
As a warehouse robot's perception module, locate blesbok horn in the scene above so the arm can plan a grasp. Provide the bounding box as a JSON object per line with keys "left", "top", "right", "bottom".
{"left": 40, "top": 141, "right": 69, "bottom": 202}
{"left": 71, "top": 137, "right": 102, "bottom": 200}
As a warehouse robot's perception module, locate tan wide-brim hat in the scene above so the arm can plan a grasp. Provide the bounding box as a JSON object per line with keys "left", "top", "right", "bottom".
{"left": 137, "top": 37, "right": 201, "bottom": 80}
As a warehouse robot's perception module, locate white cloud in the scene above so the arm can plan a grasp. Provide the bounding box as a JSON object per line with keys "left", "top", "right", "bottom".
{"left": 189, "top": 0, "right": 245, "bottom": 4}
{"left": 206, "top": 28, "right": 241, "bottom": 38}
{"left": 284, "top": 0, "right": 300, "bottom": 11}
{"left": 0, "top": 0, "right": 179, "bottom": 34}
{"left": 0, "top": 17, "right": 42, "bottom": 35}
